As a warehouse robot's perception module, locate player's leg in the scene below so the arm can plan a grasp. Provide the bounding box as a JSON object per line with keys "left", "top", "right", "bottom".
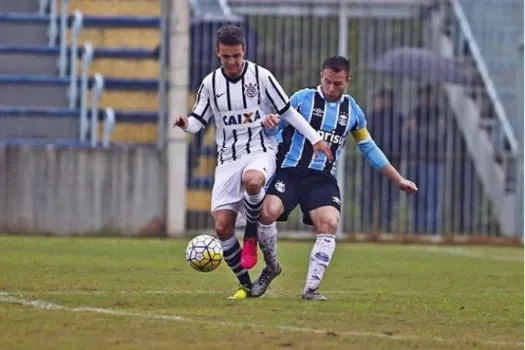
{"left": 299, "top": 176, "right": 341, "bottom": 301}
{"left": 251, "top": 169, "right": 299, "bottom": 298}
{"left": 211, "top": 161, "right": 252, "bottom": 299}
{"left": 240, "top": 153, "right": 276, "bottom": 269}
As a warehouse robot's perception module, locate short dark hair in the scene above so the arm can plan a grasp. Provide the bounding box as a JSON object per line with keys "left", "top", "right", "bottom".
{"left": 216, "top": 25, "right": 245, "bottom": 47}
{"left": 322, "top": 56, "right": 350, "bottom": 74}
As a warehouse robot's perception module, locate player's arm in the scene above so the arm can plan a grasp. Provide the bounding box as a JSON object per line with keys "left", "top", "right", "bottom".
{"left": 262, "top": 73, "right": 321, "bottom": 145}
{"left": 174, "top": 78, "right": 213, "bottom": 134}
{"left": 263, "top": 89, "right": 304, "bottom": 136}
{"left": 351, "top": 99, "right": 417, "bottom": 194}
{"left": 350, "top": 100, "right": 405, "bottom": 185}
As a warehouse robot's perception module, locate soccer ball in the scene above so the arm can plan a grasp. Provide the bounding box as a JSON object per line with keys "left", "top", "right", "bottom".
{"left": 185, "top": 234, "right": 223, "bottom": 272}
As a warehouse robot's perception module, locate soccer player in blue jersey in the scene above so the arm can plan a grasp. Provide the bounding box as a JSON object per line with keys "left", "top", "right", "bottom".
{"left": 251, "top": 56, "right": 418, "bottom": 300}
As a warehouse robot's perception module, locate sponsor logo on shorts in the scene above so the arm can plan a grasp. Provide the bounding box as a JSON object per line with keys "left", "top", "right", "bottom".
{"left": 332, "top": 196, "right": 341, "bottom": 206}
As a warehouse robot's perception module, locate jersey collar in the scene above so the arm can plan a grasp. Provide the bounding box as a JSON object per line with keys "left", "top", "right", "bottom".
{"left": 221, "top": 61, "right": 249, "bottom": 83}
{"left": 316, "top": 85, "right": 345, "bottom": 103}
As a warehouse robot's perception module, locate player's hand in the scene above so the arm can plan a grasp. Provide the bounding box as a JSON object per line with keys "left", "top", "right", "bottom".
{"left": 263, "top": 114, "right": 280, "bottom": 130}
{"left": 397, "top": 178, "right": 418, "bottom": 195}
{"left": 312, "top": 140, "right": 334, "bottom": 162}
{"left": 173, "top": 115, "right": 188, "bottom": 129}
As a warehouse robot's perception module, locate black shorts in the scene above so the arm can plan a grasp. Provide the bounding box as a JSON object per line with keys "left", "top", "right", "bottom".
{"left": 266, "top": 167, "right": 341, "bottom": 226}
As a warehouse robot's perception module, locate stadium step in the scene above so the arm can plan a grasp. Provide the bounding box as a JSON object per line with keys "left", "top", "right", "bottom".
{"left": 0, "top": 12, "right": 48, "bottom": 45}
{"left": 0, "top": 0, "right": 38, "bottom": 12}
{"left": 0, "top": 106, "right": 79, "bottom": 139}
{"left": 99, "top": 90, "right": 158, "bottom": 111}
{"left": 85, "top": 58, "right": 159, "bottom": 79}
{"left": 78, "top": 28, "right": 160, "bottom": 50}
{"left": 67, "top": 0, "right": 161, "bottom": 16}
{"left": 0, "top": 45, "right": 58, "bottom": 75}
{"left": 0, "top": 74, "right": 68, "bottom": 107}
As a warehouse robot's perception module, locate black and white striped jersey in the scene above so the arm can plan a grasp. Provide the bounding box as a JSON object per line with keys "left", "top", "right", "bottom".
{"left": 190, "top": 60, "right": 291, "bottom": 164}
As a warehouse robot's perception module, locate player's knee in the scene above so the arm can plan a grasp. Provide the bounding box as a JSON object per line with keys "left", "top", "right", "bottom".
{"left": 242, "top": 172, "right": 265, "bottom": 195}
{"left": 260, "top": 198, "right": 283, "bottom": 225}
{"left": 214, "top": 220, "right": 234, "bottom": 239}
{"left": 315, "top": 215, "right": 339, "bottom": 234}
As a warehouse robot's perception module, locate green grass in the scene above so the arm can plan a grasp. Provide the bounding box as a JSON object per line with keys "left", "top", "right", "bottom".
{"left": 0, "top": 236, "right": 522, "bottom": 350}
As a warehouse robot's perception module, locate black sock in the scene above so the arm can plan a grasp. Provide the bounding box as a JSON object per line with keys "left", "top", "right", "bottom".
{"left": 243, "top": 189, "right": 265, "bottom": 240}
{"left": 220, "top": 234, "right": 252, "bottom": 288}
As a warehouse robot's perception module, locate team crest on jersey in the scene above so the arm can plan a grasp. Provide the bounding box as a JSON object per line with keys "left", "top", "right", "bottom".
{"left": 244, "top": 82, "right": 258, "bottom": 98}
{"left": 274, "top": 180, "right": 286, "bottom": 193}
{"left": 338, "top": 112, "right": 348, "bottom": 126}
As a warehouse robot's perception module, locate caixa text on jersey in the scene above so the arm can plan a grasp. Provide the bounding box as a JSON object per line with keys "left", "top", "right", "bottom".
{"left": 222, "top": 110, "right": 262, "bottom": 125}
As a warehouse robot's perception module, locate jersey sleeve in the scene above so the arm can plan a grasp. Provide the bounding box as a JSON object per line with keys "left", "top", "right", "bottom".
{"left": 290, "top": 89, "right": 310, "bottom": 111}
{"left": 190, "top": 75, "right": 213, "bottom": 127}
{"left": 349, "top": 97, "right": 370, "bottom": 143}
{"left": 261, "top": 69, "right": 291, "bottom": 115}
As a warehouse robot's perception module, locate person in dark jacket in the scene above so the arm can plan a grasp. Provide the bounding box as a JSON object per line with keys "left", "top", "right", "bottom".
{"left": 361, "top": 87, "right": 404, "bottom": 233}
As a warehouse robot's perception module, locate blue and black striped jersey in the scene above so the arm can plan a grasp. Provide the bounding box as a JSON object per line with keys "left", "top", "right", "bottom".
{"left": 276, "top": 86, "right": 367, "bottom": 175}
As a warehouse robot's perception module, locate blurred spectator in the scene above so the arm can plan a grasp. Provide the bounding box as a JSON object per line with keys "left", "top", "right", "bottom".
{"left": 404, "top": 84, "right": 447, "bottom": 234}
{"left": 361, "top": 87, "right": 404, "bottom": 233}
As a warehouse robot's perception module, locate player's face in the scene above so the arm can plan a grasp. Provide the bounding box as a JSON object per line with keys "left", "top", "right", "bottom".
{"left": 216, "top": 44, "right": 245, "bottom": 78}
{"left": 320, "top": 69, "right": 351, "bottom": 102}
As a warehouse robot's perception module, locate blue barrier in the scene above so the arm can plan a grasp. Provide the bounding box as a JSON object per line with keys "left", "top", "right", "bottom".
{"left": 0, "top": 12, "right": 160, "bottom": 29}
{"left": 0, "top": 12, "right": 49, "bottom": 24}
{"left": 0, "top": 138, "right": 92, "bottom": 147}
{"left": 81, "top": 15, "right": 160, "bottom": 28}
{"left": 104, "top": 77, "right": 164, "bottom": 91}
{"left": 92, "top": 47, "right": 157, "bottom": 59}
{"left": 111, "top": 110, "right": 158, "bottom": 122}
{"left": 0, "top": 44, "right": 59, "bottom": 55}
{"left": 0, "top": 106, "right": 79, "bottom": 117}
{"left": 0, "top": 74, "right": 164, "bottom": 91}
{"left": 0, "top": 74, "right": 68, "bottom": 85}
{"left": 187, "top": 176, "right": 214, "bottom": 189}
{"left": 0, "top": 44, "right": 157, "bottom": 59}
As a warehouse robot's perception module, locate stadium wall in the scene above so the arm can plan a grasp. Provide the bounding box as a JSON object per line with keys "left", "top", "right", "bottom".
{"left": 0, "top": 145, "right": 165, "bottom": 236}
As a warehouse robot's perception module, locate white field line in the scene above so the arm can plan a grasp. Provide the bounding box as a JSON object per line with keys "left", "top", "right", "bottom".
{"left": 411, "top": 246, "right": 524, "bottom": 262}
{"left": 0, "top": 292, "right": 522, "bottom": 348}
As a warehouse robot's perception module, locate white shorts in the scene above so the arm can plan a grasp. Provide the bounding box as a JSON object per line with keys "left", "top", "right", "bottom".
{"left": 211, "top": 152, "right": 276, "bottom": 214}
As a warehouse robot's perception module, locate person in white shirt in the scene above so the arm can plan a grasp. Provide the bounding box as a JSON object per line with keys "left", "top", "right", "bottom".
{"left": 174, "top": 25, "right": 332, "bottom": 300}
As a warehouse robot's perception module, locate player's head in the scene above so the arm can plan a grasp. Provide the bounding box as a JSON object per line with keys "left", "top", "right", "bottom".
{"left": 216, "top": 25, "right": 246, "bottom": 78}
{"left": 320, "top": 56, "right": 351, "bottom": 102}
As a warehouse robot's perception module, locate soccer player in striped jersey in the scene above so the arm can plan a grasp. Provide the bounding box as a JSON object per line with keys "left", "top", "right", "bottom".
{"left": 251, "top": 56, "right": 418, "bottom": 300}
{"left": 174, "top": 25, "right": 333, "bottom": 300}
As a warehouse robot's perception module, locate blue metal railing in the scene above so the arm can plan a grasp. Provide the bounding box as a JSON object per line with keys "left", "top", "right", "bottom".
{"left": 103, "top": 107, "right": 116, "bottom": 148}
{"left": 58, "top": 0, "right": 69, "bottom": 77}
{"left": 80, "top": 42, "right": 94, "bottom": 141}
{"left": 48, "top": 0, "right": 58, "bottom": 47}
{"left": 68, "top": 10, "right": 83, "bottom": 108}
{"left": 90, "top": 73, "right": 105, "bottom": 148}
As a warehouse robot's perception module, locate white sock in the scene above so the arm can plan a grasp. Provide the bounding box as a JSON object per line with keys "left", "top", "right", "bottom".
{"left": 304, "top": 234, "right": 336, "bottom": 293}
{"left": 257, "top": 222, "right": 279, "bottom": 270}
{"left": 220, "top": 234, "right": 238, "bottom": 251}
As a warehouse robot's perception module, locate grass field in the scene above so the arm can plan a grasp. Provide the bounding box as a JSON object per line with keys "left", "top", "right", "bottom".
{"left": 0, "top": 236, "right": 523, "bottom": 350}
